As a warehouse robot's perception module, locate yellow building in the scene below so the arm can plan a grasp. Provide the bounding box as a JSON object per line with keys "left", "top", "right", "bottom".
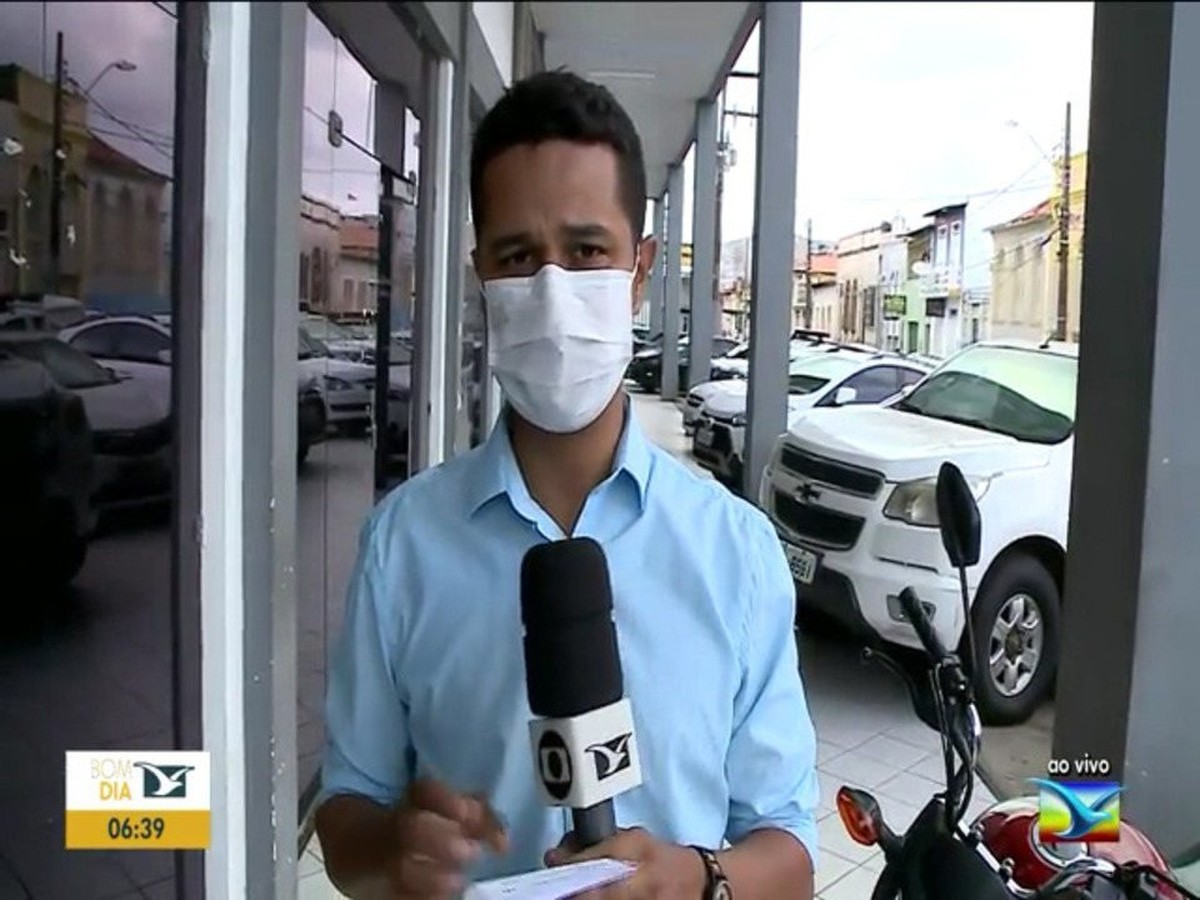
{"left": 0, "top": 64, "right": 91, "bottom": 298}
{"left": 987, "top": 151, "right": 1086, "bottom": 342}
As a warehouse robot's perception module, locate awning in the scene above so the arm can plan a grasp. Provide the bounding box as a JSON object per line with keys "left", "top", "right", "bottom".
{"left": 530, "top": 1, "right": 758, "bottom": 198}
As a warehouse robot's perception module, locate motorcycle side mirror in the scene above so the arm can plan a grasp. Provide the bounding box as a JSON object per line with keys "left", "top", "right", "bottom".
{"left": 936, "top": 462, "right": 981, "bottom": 568}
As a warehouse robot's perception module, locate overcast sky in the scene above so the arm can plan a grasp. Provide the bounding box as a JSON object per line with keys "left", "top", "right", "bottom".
{"left": 0, "top": 1, "right": 177, "bottom": 175}
{"left": 693, "top": 1, "right": 1095, "bottom": 288}
{"left": 1, "top": 2, "right": 1093, "bottom": 290}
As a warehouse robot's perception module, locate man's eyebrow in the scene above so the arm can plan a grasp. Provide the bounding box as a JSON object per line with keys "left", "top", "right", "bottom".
{"left": 561, "top": 223, "right": 615, "bottom": 242}
{"left": 487, "top": 231, "right": 534, "bottom": 254}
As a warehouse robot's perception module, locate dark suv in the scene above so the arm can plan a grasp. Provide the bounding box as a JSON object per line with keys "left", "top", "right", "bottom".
{"left": 0, "top": 349, "right": 96, "bottom": 587}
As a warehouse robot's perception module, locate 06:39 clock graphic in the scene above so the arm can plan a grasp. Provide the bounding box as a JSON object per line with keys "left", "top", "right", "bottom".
{"left": 65, "top": 752, "right": 210, "bottom": 850}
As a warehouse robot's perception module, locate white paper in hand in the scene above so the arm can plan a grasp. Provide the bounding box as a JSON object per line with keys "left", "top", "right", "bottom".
{"left": 463, "top": 859, "right": 636, "bottom": 899}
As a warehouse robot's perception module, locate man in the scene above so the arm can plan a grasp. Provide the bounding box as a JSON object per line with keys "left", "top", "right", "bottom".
{"left": 316, "top": 70, "right": 819, "bottom": 899}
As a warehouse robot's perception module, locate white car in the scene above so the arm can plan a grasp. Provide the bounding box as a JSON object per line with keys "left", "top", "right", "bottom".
{"left": 760, "top": 340, "right": 1078, "bottom": 725}
{"left": 301, "top": 313, "right": 374, "bottom": 361}
{"left": 679, "top": 338, "right": 856, "bottom": 431}
{"left": 60, "top": 314, "right": 382, "bottom": 434}
{"left": 693, "top": 350, "right": 931, "bottom": 484}
{"left": 1, "top": 332, "right": 171, "bottom": 510}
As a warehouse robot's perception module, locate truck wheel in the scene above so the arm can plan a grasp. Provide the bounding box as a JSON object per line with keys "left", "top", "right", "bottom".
{"left": 968, "top": 553, "right": 1061, "bottom": 726}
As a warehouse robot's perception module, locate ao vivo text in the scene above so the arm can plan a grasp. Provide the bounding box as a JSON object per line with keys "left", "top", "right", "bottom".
{"left": 1046, "top": 754, "right": 1113, "bottom": 777}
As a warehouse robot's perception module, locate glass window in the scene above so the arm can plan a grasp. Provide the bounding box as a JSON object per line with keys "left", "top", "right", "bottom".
{"left": 66, "top": 322, "right": 118, "bottom": 357}
{"left": 108, "top": 322, "right": 169, "bottom": 361}
{"left": 842, "top": 365, "right": 903, "bottom": 403}
{"left": 4, "top": 336, "right": 115, "bottom": 388}
{"left": 0, "top": 2, "right": 182, "bottom": 894}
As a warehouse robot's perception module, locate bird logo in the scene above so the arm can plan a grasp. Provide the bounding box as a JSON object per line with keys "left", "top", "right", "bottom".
{"left": 134, "top": 762, "right": 195, "bottom": 799}
{"left": 585, "top": 734, "right": 633, "bottom": 781}
{"left": 1030, "top": 778, "right": 1122, "bottom": 841}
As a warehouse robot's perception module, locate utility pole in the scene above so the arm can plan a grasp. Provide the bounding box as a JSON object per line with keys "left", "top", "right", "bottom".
{"left": 1055, "top": 101, "right": 1072, "bottom": 341}
{"left": 714, "top": 92, "right": 726, "bottom": 338}
{"left": 804, "top": 218, "right": 813, "bottom": 328}
{"left": 48, "top": 30, "right": 65, "bottom": 294}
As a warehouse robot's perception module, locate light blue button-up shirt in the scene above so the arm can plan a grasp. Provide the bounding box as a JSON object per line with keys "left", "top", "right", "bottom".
{"left": 322, "top": 403, "right": 820, "bottom": 881}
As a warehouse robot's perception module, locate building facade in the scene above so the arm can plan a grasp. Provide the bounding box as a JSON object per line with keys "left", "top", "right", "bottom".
{"left": 918, "top": 203, "right": 969, "bottom": 358}
{"left": 988, "top": 151, "right": 1087, "bottom": 342}
{"left": 792, "top": 250, "right": 837, "bottom": 333}
{"left": 0, "top": 64, "right": 90, "bottom": 299}
{"left": 835, "top": 222, "right": 890, "bottom": 344}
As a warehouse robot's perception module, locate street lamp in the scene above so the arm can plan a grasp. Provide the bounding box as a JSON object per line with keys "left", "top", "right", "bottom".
{"left": 82, "top": 59, "right": 137, "bottom": 95}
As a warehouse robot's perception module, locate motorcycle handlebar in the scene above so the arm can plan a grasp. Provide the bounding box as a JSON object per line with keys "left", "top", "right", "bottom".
{"left": 899, "top": 587, "right": 949, "bottom": 663}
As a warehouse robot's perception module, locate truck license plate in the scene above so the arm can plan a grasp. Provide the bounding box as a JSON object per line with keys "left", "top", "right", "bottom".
{"left": 785, "top": 544, "right": 820, "bottom": 585}
{"left": 695, "top": 424, "right": 713, "bottom": 447}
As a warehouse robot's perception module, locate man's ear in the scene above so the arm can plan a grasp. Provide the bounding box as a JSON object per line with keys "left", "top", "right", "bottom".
{"left": 631, "top": 236, "right": 657, "bottom": 316}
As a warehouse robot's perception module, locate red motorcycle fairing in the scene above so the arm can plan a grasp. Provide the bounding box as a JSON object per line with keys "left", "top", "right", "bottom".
{"left": 972, "top": 797, "right": 1180, "bottom": 897}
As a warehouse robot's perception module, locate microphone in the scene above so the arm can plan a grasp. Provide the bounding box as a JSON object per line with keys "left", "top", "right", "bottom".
{"left": 520, "top": 537, "right": 643, "bottom": 849}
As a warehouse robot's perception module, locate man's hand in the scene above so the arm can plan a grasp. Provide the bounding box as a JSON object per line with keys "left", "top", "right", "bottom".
{"left": 544, "top": 827, "right": 706, "bottom": 900}
{"left": 383, "top": 778, "right": 509, "bottom": 898}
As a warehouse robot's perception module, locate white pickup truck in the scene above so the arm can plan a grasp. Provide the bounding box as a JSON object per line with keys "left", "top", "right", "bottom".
{"left": 760, "top": 340, "right": 1078, "bottom": 724}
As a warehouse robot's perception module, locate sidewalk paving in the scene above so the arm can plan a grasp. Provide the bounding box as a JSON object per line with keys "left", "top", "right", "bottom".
{"left": 302, "top": 392, "right": 997, "bottom": 898}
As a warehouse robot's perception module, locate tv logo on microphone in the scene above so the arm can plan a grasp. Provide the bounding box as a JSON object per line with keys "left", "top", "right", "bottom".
{"left": 537, "top": 730, "right": 574, "bottom": 800}
{"left": 585, "top": 734, "right": 632, "bottom": 781}
{"left": 529, "top": 700, "right": 643, "bottom": 809}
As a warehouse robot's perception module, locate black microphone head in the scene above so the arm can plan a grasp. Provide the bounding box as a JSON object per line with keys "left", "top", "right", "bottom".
{"left": 520, "top": 537, "right": 623, "bottom": 718}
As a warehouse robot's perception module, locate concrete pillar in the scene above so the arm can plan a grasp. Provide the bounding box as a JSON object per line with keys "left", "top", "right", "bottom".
{"left": 1054, "top": 1, "right": 1200, "bottom": 863}
{"left": 411, "top": 52, "right": 454, "bottom": 473}
{"left": 443, "top": 9, "right": 471, "bottom": 460}
{"left": 660, "top": 166, "right": 685, "bottom": 400}
{"left": 688, "top": 99, "right": 719, "bottom": 390}
{"left": 202, "top": 2, "right": 306, "bottom": 895}
{"left": 648, "top": 198, "right": 666, "bottom": 336}
{"left": 743, "top": 1, "right": 801, "bottom": 498}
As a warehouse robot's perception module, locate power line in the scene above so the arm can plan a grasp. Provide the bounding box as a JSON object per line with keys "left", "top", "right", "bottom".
{"left": 78, "top": 87, "right": 173, "bottom": 161}
{"left": 151, "top": 1, "right": 177, "bottom": 19}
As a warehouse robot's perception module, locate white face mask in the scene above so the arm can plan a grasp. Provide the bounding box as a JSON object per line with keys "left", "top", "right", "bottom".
{"left": 483, "top": 262, "right": 636, "bottom": 433}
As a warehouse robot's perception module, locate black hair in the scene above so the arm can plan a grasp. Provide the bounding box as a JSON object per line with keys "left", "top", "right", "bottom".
{"left": 470, "top": 69, "right": 648, "bottom": 244}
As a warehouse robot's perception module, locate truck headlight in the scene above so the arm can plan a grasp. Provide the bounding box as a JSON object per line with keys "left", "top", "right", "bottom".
{"left": 883, "top": 475, "right": 991, "bottom": 527}
{"left": 730, "top": 413, "right": 746, "bottom": 427}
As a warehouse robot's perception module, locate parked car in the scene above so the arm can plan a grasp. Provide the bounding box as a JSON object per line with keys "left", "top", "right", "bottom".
{"left": 693, "top": 350, "right": 930, "bottom": 487}
{"left": 626, "top": 335, "right": 741, "bottom": 393}
{"left": 0, "top": 346, "right": 96, "bottom": 586}
{"left": 301, "top": 313, "right": 374, "bottom": 361}
{"left": 759, "top": 340, "right": 1078, "bottom": 724}
{"left": 60, "top": 315, "right": 330, "bottom": 464}
{"left": 632, "top": 327, "right": 660, "bottom": 354}
{"left": 1, "top": 332, "right": 176, "bottom": 511}
{"left": 297, "top": 373, "right": 327, "bottom": 466}
{"left": 679, "top": 336, "right": 853, "bottom": 432}
{"left": 0, "top": 292, "right": 88, "bottom": 332}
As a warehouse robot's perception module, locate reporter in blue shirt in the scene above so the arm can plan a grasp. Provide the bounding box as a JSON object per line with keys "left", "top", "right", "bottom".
{"left": 316, "top": 70, "right": 819, "bottom": 900}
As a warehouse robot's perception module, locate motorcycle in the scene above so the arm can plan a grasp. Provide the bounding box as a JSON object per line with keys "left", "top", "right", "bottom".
{"left": 833, "top": 461, "right": 1198, "bottom": 899}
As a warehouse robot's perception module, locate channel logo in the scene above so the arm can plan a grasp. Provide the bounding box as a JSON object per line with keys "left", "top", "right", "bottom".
{"left": 1030, "top": 778, "right": 1121, "bottom": 842}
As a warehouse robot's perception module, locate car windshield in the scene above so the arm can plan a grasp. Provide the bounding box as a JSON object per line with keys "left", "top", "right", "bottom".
{"left": 342, "top": 323, "right": 374, "bottom": 340}
{"left": 4, "top": 338, "right": 114, "bottom": 389}
{"left": 723, "top": 343, "right": 750, "bottom": 360}
{"left": 298, "top": 329, "right": 330, "bottom": 359}
{"left": 894, "top": 344, "right": 1077, "bottom": 443}
{"left": 788, "top": 355, "right": 866, "bottom": 395}
{"left": 303, "top": 316, "right": 357, "bottom": 342}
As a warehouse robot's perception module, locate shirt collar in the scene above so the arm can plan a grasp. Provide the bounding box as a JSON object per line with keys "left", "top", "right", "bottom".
{"left": 466, "top": 396, "right": 653, "bottom": 518}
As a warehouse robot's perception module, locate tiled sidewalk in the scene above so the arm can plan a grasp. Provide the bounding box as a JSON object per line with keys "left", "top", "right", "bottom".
{"left": 300, "top": 392, "right": 996, "bottom": 898}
